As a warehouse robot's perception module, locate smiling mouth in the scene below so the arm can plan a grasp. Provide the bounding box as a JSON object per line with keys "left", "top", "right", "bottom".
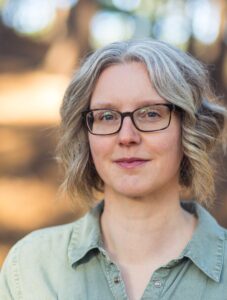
{"left": 114, "top": 158, "right": 149, "bottom": 169}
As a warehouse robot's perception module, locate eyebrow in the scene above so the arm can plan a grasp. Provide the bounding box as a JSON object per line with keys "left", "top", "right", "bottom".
{"left": 90, "top": 100, "right": 168, "bottom": 110}
{"left": 90, "top": 102, "right": 117, "bottom": 110}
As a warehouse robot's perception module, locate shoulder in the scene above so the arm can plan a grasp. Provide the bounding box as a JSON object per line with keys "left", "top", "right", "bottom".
{"left": 0, "top": 219, "right": 83, "bottom": 298}
{"left": 0, "top": 202, "right": 103, "bottom": 299}
{"left": 11, "top": 220, "right": 79, "bottom": 257}
{"left": 7, "top": 214, "right": 89, "bottom": 269}
{"left": 0, "top": 221, "right": 78, "bottom": 268}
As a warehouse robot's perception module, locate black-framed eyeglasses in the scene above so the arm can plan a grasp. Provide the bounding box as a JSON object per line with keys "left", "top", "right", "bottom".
{"left": 82, "top": 103, "right": 176, "bottom": 135}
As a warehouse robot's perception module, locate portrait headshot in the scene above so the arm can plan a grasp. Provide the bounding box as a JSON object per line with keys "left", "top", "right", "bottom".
{"left": 0, "top": 39, "right": 227, "bottom": 300}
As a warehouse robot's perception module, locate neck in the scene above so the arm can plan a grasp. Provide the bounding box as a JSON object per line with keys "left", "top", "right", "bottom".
{"left": 100, "top": 188, "right": 197, "bottom": 266}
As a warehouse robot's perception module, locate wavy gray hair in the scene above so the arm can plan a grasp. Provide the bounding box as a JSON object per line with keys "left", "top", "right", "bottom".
{"left": 57, "top": 39, "right": 227, "bottom": 207}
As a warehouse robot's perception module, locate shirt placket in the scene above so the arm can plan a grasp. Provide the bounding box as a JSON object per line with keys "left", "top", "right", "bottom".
{"left": 141, "top": 268, "right": 170, "bottom": 300}
{"left": 99, "top": 251, "right": 128, "bottom": 300}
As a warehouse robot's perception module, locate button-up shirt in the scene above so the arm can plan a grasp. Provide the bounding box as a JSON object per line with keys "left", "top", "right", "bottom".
{"left": 0, "top": 201, "right": 227, "bottom": 300}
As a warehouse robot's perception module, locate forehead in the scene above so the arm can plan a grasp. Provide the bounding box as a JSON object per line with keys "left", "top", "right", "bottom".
{"left": 90, "top": 62, "right": 165, "bottom": 110}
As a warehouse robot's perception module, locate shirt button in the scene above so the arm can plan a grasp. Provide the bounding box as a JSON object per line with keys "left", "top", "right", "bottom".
{"left": 154, "top": 280, "right": 162, "bottom": 288}
{"left": 113, "top": 276, "right": 120, "bottom": 284}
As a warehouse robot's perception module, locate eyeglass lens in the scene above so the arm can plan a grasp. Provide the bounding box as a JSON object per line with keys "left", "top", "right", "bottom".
{"left": 86, "top": 105, "right": 172, "bottom": 135}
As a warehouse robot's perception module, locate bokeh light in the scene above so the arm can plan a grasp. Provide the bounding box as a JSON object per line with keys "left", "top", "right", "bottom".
{"left": 1, "top": 0, "right": 78, "bottom": 35}
{"left": 0, "top": 0, "right": 5, "bottom": 9}
{"left": 150, "top": 0, "right": 191, "bottom": 46}
{"left": 191, "top": 0, "right": 221, "bottom": 44}
{"left": 55, "top": 0, "right": 78, "bottom": 9}
{"left": 2, "top": 0, "right": 56, "bottom": 34}
{"left": 90, "top": 10, "right": 135, "bottom": 48}
{"left": 112, "top": 0, "right": 141, "bottom": 12}
{"left": 153, "top": 14, "right": 191, "bottom": 46}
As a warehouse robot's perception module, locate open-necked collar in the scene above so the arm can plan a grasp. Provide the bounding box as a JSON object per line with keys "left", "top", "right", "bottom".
{"left": 68, "top": 200, "right": 226, "bottom": 282}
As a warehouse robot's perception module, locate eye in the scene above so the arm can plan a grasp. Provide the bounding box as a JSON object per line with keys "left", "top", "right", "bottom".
{"left": 137, "top": 107, "right": 161, "bottom": 119}
{"left": 94, "top": 110, "right": 119, "bottom": 122}
{"left": 101, "top": 111, "right": 114, "bottom": 121}
{"left": 147, "top": 111, "right": 159, "bottom": 118}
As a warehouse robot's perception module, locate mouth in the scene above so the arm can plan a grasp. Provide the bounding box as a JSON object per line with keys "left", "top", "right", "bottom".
{"left": 114, "top": 157, "right": 150, "bottom": 169}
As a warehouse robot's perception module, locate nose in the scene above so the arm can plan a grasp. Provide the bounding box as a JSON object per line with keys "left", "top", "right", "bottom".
{"left": 118, "top": 116, "right": 141, "bottom": 146}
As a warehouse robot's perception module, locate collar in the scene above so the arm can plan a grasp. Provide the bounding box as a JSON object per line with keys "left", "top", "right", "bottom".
{"left": 68, "top": 201, "right": 104, "bottom": 266}
{"left": 68, "top": 200, "right": 226, "bottom": 282}
{"left": 179, "top": 201, "right": 225, "bottom": 282}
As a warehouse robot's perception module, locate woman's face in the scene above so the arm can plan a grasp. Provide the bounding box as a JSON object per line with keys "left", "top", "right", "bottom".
{"left": 88, "top": 62, "right": 183, "bottom": 199}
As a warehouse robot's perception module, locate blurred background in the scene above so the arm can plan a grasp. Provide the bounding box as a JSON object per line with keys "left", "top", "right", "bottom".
{"left": 0, "top": 0, "right": 227, "bottom": 266}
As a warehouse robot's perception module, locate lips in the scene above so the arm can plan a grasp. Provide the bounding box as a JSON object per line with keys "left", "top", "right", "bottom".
{"left": 114, "top": 157, "right": 149, "bottom": 169}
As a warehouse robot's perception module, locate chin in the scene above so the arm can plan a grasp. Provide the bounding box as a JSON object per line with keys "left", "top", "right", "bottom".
{"left": 114, "top": 185, "right": 155, "bottom": 199}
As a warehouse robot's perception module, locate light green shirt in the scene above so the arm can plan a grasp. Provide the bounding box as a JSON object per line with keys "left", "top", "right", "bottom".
{"left": 0, "top": 201, "right": 227, "bottom": 300}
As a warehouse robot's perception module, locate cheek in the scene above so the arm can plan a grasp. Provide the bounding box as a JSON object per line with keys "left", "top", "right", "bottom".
{"left": 88, "top": 135, "right": 111, "bottom": 165}
{"left": 88, "top": 136, "right": 98, "bottom": 162}
{"left": 152, "top": 129, "right": 183, "bottom": 164}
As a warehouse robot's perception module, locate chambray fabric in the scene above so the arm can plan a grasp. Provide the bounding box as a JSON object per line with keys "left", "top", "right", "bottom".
{"left": 0, "top": 201, "right": 227, "bottom": 300}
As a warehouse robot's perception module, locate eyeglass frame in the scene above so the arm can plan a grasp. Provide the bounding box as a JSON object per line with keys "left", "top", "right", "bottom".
{"left": 82, "top": 103, "right": 177, "bottom": 136}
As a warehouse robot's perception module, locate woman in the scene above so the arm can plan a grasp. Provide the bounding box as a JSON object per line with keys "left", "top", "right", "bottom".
{"left": 1, "top": 39, "right": 227, "bottom": 300}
